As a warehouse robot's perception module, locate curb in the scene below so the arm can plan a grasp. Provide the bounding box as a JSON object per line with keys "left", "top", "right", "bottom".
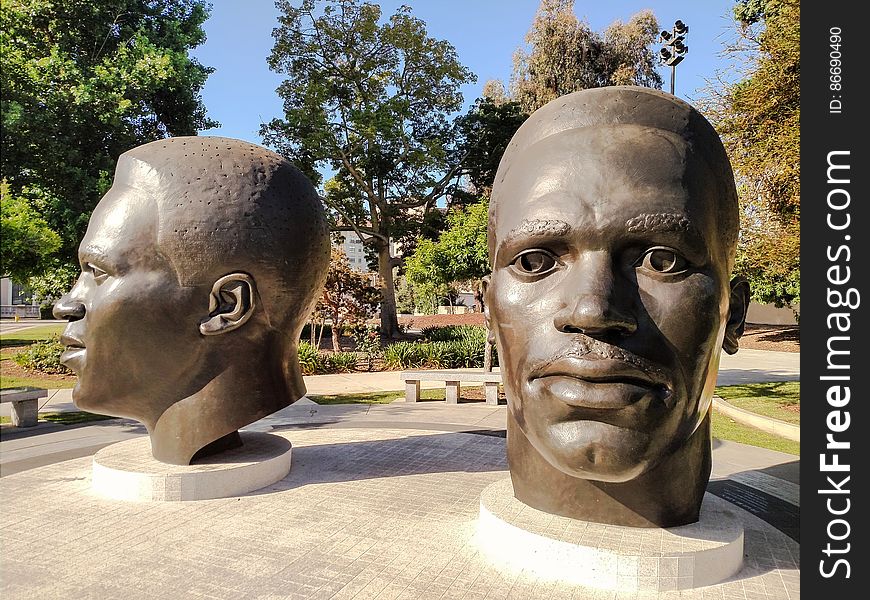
{"left": 712, "top": 396, "right": 800, "bottom": 442}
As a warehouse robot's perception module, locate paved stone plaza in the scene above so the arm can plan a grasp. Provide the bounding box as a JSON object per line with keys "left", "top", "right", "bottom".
{"left": 1, "top": 426, "right": 798, "bottom": 599}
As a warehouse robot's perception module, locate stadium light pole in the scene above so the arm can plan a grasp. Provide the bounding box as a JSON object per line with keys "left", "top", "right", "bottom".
{"left": 659, "top": 20, "right": 689, "bottom": 95}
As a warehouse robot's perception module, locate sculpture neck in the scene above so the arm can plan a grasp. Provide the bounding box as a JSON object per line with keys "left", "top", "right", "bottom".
{"left": 149, "top": 347, "right": 304, "bottom": 465}
{"left": 506, "top": 410, "right": 712, "bottom": 528}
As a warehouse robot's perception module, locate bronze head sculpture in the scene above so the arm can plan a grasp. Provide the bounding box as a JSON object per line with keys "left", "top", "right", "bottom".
{"left": 484, "top": 87, "right": 750, "bottom": 527}
{"left": 54, "top": 137, "right": 331, "bottom": 465}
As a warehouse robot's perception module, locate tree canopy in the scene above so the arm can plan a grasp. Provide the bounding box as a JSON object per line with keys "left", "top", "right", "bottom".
{"left": 1, "top": 180, "right": 61, "bottom": 283}
{"left": 404, "top": 200, "right": 489, "bottom": 312}
{"left": 1, "top": 0, "right": 216, "bottom": 290}
{"left": 703, "top": 0, "right": 800, "bottom": 309}
{"left": 262, "top": 0, "right": 475, "bottom": 337}
{"left": 449, "top": 97, "right": 528, "bottom": 204}
{"left": 510, "top": 0, "right": 662, "bottom": 113}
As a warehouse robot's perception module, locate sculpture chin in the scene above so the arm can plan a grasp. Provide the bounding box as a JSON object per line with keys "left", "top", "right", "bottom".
{"left": 530, "top": 418, "right": 657, "bottom": 483}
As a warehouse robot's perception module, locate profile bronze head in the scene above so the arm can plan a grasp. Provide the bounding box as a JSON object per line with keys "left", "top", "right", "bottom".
{"left": 484, "top": 87, "right": 750, "bottom": 527}
{"left": 54, "top": 137, "right": 331, "bottom": 465}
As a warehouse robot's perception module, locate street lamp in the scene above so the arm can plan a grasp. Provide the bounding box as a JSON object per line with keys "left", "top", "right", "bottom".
{"left": 659, "top": 19, "right": 689, "bottom": 95}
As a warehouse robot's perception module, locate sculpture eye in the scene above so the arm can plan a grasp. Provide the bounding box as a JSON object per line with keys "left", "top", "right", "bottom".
{"left": 511, "top": 250, "right": 559, "bottom": 276}
{"left": 87, "top": 262, "right": 109, "bottom": 283}
{"left": 637, "top": 248, "right": 687, "bottom": 274}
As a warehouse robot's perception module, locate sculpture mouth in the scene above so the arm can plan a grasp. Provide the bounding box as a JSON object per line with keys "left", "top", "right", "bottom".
{"left": 530, "top": 357, "right": 671, "bottom": 410}
{"left": 59, "top": 333, "right": 86, "bottom": 369}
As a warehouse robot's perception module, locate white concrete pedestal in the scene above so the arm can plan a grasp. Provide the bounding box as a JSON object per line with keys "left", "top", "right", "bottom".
{"left": 477, "top": 478, "right": 744, "bottom": 592}
{"left": 91, "top": 431, "right": 292, "bottom": 501}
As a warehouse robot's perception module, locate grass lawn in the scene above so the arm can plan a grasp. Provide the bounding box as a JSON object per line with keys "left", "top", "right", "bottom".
{"left": 0, "top": 324, "right": 66, "bottom": 347}
{"left": 0, "top": 411, "right": 114, "bottom": 426}
{"left": 711, "top": 410, "right": 799, "bottom": 455}
{"left": 714, "top": 381, "right": 800, "bottom": 425}
{"left": 1, "top": 323, "right": 76, "bottom": 390}
{"left": 0, "top": 369, "right": 77, "bottom": 390}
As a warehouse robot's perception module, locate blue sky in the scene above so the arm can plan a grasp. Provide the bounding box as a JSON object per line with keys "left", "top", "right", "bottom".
{"left": 191, "top": 0, "right": 741, "bottom": 143}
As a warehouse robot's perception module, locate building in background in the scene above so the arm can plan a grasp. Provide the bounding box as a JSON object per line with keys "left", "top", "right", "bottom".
{"left": 0, "top": 277, "right": 40, "bottom": 319}
{"left": 335, "top": 232, "right": 370, "bottom": 273}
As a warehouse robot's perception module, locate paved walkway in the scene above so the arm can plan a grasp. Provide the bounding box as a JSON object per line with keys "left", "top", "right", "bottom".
{"left": 0, "top": 341, "right": 800, "bottom": 598}
{"left": 1, "top": 426, "right": 799, "bottom": 600}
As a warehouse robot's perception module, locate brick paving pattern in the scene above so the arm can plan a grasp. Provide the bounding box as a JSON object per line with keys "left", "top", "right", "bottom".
{"left": 1, "top": 427, "right": 798, "bottom": 599}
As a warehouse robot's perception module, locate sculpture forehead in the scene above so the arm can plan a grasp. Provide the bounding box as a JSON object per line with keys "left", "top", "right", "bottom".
{"left": 491, "top": 125, "right": 714, "bottom": 233}
{"left": 493, "top": 86, "right": 710, "bottom": 186}
{"left": 498, "top": 124, "right": 688, "bottom": 197}
{"left": 81, "top": 184, "right": 158, "bottom": 261}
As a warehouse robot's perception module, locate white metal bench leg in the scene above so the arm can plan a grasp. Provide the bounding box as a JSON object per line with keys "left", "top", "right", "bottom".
{"left": 445, "top": 381, "right": 460, "bottom": 404}
{"left": 484, "top": 382, "right": 499, "bottom": 405}
{"left": 405, "top": 380, "right": 420, "bottom": 403}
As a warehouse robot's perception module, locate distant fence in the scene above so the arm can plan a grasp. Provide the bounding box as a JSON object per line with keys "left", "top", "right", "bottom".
{"left": 0, "top": 305, "right": 40, "bottom": 319}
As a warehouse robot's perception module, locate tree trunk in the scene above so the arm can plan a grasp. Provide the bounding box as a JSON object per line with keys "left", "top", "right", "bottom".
{"left": 316, "top": 318, "right": 326, "bottom": 349}
{"left": 474, "top": 284, "right": 485, "bottom": 313}
{"left": 376, "top": 241, "right": 401, "bottom": 339}
{"left": 331, "top": 313, "right": 342, "bottom": 353}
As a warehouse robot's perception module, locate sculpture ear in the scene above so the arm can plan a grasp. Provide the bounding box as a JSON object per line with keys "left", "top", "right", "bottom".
{"left": 722, "top": 277, "right": 750, "bottom": 355}
{"left": 199, "top": 273, "right": 256, "bottom": 336}
{"left": 481, "top": 275, "right": 495, "bottom": 345}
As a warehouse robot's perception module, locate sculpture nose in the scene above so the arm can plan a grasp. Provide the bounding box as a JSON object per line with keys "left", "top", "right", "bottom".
{"left": 53, "top": 292, "right": 85, "bottom": 321}
{"left": 553, "top": 252, "right": 637, "bottom": 338}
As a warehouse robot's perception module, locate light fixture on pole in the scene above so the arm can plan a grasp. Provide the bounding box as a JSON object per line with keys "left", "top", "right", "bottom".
{"left": 659, "top": 20, "right": 688, "bottom": 95}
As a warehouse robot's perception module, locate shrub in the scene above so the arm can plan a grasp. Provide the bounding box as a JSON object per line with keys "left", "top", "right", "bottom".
{"left": 420, "top": 341, "right": 450, "bottom": 368}
{"left": 298, "top": 342, "right": 360, "bottom": 374}
{"left": 12, "top": 338, "right": 72, "bottom": 374}
{"left": 351, "top": 325, "right": 382, "bottom": 371}
{"left": 327, "top": 352, "right": 359, "bottom": 373}
{"left": 453, "top": 337, "right": 486, "bottom": 368}
{"left": 421, "top": 324, "right": 486, "bottom": 342}
{"left": 383, "top": 341, "right": 423, "bottom": 370}
{"left": 297, "top": 341, "right": 326, "bottom": 375}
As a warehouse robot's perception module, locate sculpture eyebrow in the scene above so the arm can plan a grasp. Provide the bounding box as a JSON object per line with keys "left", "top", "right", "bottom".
{"left": 503, "top": 219, "right": 572, "bottom": 242}
{"left": 625, "top": 212, "right": 697, "bottom": 236}
{"left": 79, "top": 245, "right": 111, "bottom": 267}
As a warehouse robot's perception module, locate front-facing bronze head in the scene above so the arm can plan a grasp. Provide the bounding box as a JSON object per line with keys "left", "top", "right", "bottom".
{"left": 484, "top": 87, "right": 749, "bottom": 527}
{"left": 53, "top": 137, "right": 331, "bottom": 465}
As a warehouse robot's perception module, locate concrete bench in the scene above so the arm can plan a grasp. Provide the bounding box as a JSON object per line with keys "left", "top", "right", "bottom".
{"left": 1, "top": 387, "right": 47, "bottom": 427}
{"left": 400, "top": 370, "right": 502, "bottom": 405}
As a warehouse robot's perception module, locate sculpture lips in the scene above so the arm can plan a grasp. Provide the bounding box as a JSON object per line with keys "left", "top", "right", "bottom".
{"left": 60, "top": 332, "right": 85, "bottom": 349}
{"left": 59, "top": 332, "right": 86, "bottom": 369}
{"left": 530, "top": 357, "right": 669, "bottom": 409}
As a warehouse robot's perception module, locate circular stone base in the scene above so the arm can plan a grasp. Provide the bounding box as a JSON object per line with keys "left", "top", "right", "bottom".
{"left": 477, "top": 478, "right": 744, "bottom": 592}
{"left": 92, "top": 432, "right": 292, "bottom": 502}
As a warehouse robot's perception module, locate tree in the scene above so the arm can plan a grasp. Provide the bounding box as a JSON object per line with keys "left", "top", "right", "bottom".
{"left": 405, "top": 200, "right": 489, "bottom": 312}
{"left": 1, "top": 180, "right": 61, "bottom": 283}
{"left": 261, "top": 0, "right": 475, "bottom": 338}
{"left": 1, "top": 0, "right": 217, "bottom": 275}
{"left": 510, "top": 0, "right": 662, "bottom": 113}
{"left": 450, "top": 98, "right": 528, "bottom": 204}
{"left": 315, "top": 248, "right": 381, "bottom": 352}
{"left": 702, "top": 0, "right": 800, "bottom": 309}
